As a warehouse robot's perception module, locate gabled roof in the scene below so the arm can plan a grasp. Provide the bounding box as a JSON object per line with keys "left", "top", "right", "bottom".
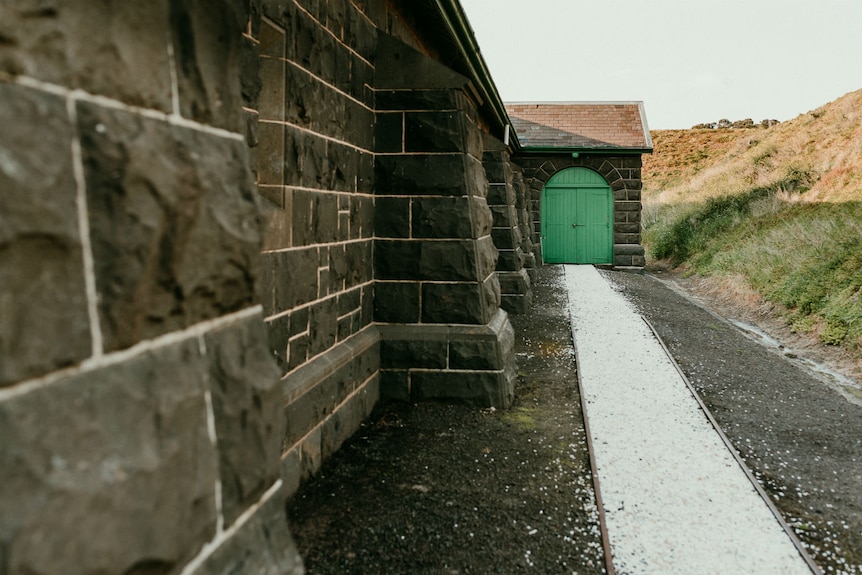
{"left": 506, "top": 102, "right": 653, "bottom": 153}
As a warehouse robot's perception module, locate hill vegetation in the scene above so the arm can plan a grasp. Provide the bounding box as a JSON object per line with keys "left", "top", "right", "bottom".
{"left": 642, "top": 89, "right": 862, "bottom": 368}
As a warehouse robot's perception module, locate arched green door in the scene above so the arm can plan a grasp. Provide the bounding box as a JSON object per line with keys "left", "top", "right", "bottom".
{"left": 541, "top": 167, "right": 613, "bottom": 264}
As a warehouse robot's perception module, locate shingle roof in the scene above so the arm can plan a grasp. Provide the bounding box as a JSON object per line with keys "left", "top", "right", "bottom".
{"left": 506, "top": 102, "right": 652, "bottom": 151}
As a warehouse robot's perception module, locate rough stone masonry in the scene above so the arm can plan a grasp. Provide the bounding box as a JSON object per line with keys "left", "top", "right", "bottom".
{"left": 0, "top": 0, "right": 648, "bottom": 572}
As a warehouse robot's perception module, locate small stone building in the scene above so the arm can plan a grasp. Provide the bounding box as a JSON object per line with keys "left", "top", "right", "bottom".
{"left": 507, "top": 102, "right": 653, "bottom": 267}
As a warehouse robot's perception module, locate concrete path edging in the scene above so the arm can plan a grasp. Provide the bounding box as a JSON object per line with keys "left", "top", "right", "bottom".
{"left": 564, "top": 265, "right": 816, "bottom": 575}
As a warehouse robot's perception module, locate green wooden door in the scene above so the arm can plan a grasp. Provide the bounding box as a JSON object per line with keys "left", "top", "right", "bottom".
{"left": 541, "top": 168, "right": 613, "bottom": 264}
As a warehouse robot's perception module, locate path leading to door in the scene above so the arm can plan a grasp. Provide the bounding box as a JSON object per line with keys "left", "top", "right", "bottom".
{"left": 564, "top": 265, "right": 815, "bottom": 574}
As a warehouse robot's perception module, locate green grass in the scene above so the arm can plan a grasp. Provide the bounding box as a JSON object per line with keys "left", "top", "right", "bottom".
{"left": 646, "top": 200, "right": 862, "bottom": 350}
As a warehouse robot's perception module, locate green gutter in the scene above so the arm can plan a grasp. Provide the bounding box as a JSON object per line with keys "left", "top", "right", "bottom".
{"left": 433, "top": 0, "right": 520, "bottom": 149}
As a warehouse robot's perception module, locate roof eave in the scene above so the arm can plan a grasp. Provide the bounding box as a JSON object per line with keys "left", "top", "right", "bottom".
{"left": 432, "top": 0, "right": 522, "bottom": 149}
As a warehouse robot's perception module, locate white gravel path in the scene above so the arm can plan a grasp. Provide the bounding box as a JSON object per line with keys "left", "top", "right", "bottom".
{"left": 564, "top": 265, "right": 814, "bottom": 575}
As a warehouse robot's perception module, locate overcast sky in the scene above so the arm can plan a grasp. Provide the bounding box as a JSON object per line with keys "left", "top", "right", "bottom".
{"left": 459, "top": 0, "right": 862, "bottom": 129}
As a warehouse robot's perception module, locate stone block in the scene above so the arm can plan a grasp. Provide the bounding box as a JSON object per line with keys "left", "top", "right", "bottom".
{"left": 466, "top": 154, "right": 489, "bottom": 198}
{"left": 380, "top": 370, "right": 410, "bottom": 402}
{"left": 258, "top": 57, "right": 285, "bottom": 122}
{"left": 240, "top": 35, "right": 262, "bottom": 110}
{"left": 185, "top": 485, "right": 304, "bottom": 575}
{"left": 418, "top": 240, "right": 477, "bottom": 282}
{"left": 326, "top": 142, "right": 360, "bottom": 194}
{"left": 374, "top": 112, "right": 403, "bottom": 153}
{"left": 375, "top": 89, "right": 459, "bottom": 112}
{"left": 486, "top": 183, "right": 509, "bottom": 205}
{"left": 205, "top": 315, "right": 282, "bottom": 527}
{"left": 374, "top": 197, "right": 411, "bottom": 238}
{"left": 421, "top": 282, "right": 485, "bottom": 324}
{"left": 345, "top": 240, "right": 373, "bottom": 287}
{"left": 271, "top": 247, "right": 318, "bottom": 311}
{"left": 312, "top": 191, "right": 339, "bottom": 244}
{"left": 0, "top": 338, "right": 217, "bottom": 575}
{"left": 471, "top": 196, "right": 494, "bottom": 237}
{"left": 412, "top": 197, "right": 474, "bottom": 239}
{"left": 0, "top": 1, "right": 172, "bottom": 111}
{"left": 266, "top": 313, "right": 290, "bottom": 371}
{"left": 380, "top": 338, "right": 448, "bottom": 370}
{"left": 0, "top": 84, "right": 91, "bottom": 386}
{"left": 411, "top": 371, "right": 504, "bottom": 408}
{"left": 259, "top": 17, "right": 285, "bottom": 58}
{"left": 309, "top": 298, "right": 338, "bottom": 356}
{"left": 614, "top": 233, "right": 641, "bottom": 245}
{"left": 374, "top": 154, "right": 467, "bottom": 196}
{"left": 346, "top": 4, "right": 377, "bottom": 61}
{"left": 614, "top": 244, "right": 646, "bottom": 256}
{"left": 77, "top": 102, "right": 261, "bottom": 352}
{"left": 262, "top": 189, "right": 292, "bottom": 251}
{"left": 170, "top": 0, "right": 244, "bottom": 131}
{"left": 374, "top": 281, "right": 420, "bottom": 323}
{"left": 288, "top": 334, "right": 310, "bottom": 370}
{"left": 374, "top": 240, "right": 421, "bottom": 280}
{"left": 257, "top": 121, "right": 284, "bottom": 185}
{"left": 449, "top": 339, "right": 499, "bottom": 370}
{"left": 404, "top": 111, "right": 463, "bottom": 153}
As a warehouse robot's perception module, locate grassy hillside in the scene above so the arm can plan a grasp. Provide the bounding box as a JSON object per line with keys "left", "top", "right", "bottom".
{"left": 642, "top": 89, "right": 862, "bottom": 358}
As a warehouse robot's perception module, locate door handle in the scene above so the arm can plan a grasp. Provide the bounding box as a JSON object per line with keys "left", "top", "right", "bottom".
{"left": 572, "top": 223, "right": 578, "bottom": 228}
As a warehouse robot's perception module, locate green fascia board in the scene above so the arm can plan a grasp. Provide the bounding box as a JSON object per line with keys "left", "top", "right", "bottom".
{"left": 518, "top": 146, "right": 654, "bottom": 155}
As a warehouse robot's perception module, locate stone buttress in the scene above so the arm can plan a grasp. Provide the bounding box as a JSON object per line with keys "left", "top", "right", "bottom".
{"left": 373, "top": 34, "right": 516, "bottom": 407}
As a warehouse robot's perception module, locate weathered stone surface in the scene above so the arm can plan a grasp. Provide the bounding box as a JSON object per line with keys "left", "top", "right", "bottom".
{"left": 240, "top": 35, "right": 262, "bottom": 110}
{"left": 77, "top": 103, "right": 262, "bottom": 352}
{"left": 282, "top": 330, "right": 380, "bottom": 448}
{"left": 186, "top": 486, "right": 304, "bottom": 575}
{"left": 375, "top": 155, "right": 467, "bottom": 196}
{"left": 486, "top": 183, "right": 509, "bottom": 205}
{"left": 269, "top": 247, "right": 318, "bottom": 313}
{"left": 170, "top": 0, "right": 245, "bottom": 131}
{"left": 411, "top": 371, "right": 505, "bottom": 408}
{"left": 404, "top": 111, "right": 463, "bottom": 153}
{"left": 380, "top": 338, "right": 448, "bottom": 369}
{"left": 374, "top": 197, "right": 410, "bottom": 238}
{"left": 374, "top": 281, "right": 420, "bottom": 323}
{"left": 266, "top": 313, "right": 290, "bottom": 371}
{"left": 376, "top": 89, "right": 460, "bottom": 112}
{"left": 0, "top": 83, "right": 91, "bottom": 386}
{"left": 345, "top": 240, "right": 373, "bottom": 287}
{"left": 380, "top": 370, "right": 410, "bottom": 402}
{"left": 449, "top": 339, "right": 499, "bottom": 370}
{"left": 421, "top": 282, "right": 486, "bottom": 324}
{"left": 374, "top": 240, "right": 421, "bottom": 280}
{"left": 257, "top": 121, "right": 284, "bottom": 185}
{"left": 412, "top": 197, "right": 474, "bottom": 239}
{"left": 205, "top": 315, "right": 282, "bottom": 527}
{"left": 614, "top": 243, "right": 646, "bottom": 256}
{"left": 375, "top": 112, "right": 403, "bottom": 153}
{"left": 0, "top": 338, "right": 217, "bottom": 575}
{"left": 258, "top": 58, "right": 285, "bottom": 123}
{"left": 309, "top": 298, "right": 338, "bottom": 356}
{"left": 319, "top": 375, "right": 378, "bottom": 456}
{"left": 0, "top": 1, "right": 172, "bottom": 110}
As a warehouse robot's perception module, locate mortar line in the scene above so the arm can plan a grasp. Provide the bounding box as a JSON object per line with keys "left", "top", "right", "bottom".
{"left": 66, "top": 95, "right": 104, "bottom": 361}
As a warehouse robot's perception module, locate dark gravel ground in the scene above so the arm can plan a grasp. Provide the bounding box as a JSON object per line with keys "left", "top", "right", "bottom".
{"left": 287, "top": 265, "right": 862, "bottom": 574}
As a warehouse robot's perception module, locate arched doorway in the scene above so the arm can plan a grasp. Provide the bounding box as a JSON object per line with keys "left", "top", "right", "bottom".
{"left": 541, "top": 167, "right": 613, "bottom": 264}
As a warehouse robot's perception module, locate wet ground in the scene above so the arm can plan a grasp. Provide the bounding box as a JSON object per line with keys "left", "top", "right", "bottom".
{"left": 287, "top": 265, "right": 862, "bottom": 574}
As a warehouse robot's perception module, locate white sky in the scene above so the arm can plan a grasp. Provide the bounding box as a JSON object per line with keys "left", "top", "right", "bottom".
{"left": 459, "top": 0, "right": 862, "bottom": 129}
